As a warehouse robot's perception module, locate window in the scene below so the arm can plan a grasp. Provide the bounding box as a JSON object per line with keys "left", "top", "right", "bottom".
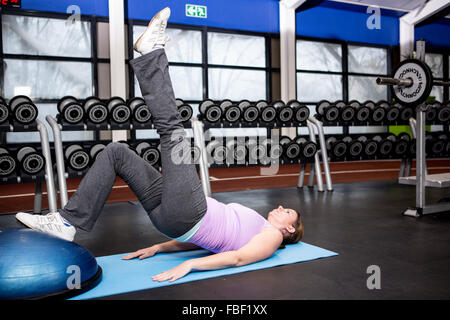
{"left": 296, "top": 39, "right": 390, "bottom": 135}
{"left": 1, "top": 13, "right": 95, "bottom": 143}
{"left": 425, "top": 53, "right": 444, "bottom": 102}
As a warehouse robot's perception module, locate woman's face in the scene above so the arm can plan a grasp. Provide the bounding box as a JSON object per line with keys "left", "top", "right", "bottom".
{"left": 267, "top": 206, "right": 298, "bottom": 230}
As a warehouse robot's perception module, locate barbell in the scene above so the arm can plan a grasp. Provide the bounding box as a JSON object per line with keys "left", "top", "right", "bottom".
{"left": 376, "top": 58, "right": 450, "bottom": 106}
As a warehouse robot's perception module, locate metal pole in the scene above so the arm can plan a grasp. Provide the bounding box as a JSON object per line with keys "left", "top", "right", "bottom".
{"left": 46, "top": 115, "right": 69, "bottom": 207}
{"left": 297, "top": 162, "right": 306, "bottom": 188}
{"left": 306, "top": 119, "right": 323, "bottom": 192}
{"left": 416, "top": 104, "right": 426, "bottom": 209}
{"left": 191, "top": 118, "right": 211, "bottom": 197}
{"left": 33, "top": 180, "right": 42, "bottom": 214}
{"left": 309, "top": 117, "right": 333, "bottom": 191}
{"left": 36, "top": 119, "right": 57, "bottom": 213}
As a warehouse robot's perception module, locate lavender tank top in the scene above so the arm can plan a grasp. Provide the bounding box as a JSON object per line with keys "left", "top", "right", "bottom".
{"left": 187, "top": 197, "right": 273, "bottom": 253}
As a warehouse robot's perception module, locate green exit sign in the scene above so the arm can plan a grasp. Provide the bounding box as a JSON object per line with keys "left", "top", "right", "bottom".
{"left": 186, "top": 4, "right": 207, "bottom": 18}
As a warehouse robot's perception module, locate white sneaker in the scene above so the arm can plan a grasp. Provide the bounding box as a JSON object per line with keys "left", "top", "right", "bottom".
{"left": 16, "top": 211, "right": 76, "bottom": 242}
{"left": 134, "top": 7, "right": 171, "bottom": 55}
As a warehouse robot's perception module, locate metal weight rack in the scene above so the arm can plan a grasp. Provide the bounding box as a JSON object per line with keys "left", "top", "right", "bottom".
{"left": 191, "top": 111, "right": 333, "bottom": 197}
{"left": 0, "top": 119, "right": 58, "bottom": 214}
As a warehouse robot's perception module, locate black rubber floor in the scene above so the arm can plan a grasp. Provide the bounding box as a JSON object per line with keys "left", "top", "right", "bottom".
{"left": 1, "top": 180, "right": 450, "bottom": 300}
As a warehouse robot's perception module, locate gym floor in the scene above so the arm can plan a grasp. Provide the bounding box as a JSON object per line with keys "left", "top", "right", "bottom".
{"left": 1, "top": 179, "right": 450, "bottom": 300}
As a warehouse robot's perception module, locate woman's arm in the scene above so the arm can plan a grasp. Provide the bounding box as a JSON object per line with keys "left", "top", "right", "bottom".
{"left": 152, "top": 228, "right": 283, "bottom": 282}
{"left": 122, "top": 240, "right": 200, "bottom": 260}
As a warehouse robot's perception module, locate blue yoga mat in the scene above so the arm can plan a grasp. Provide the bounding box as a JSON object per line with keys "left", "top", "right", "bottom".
{"left": 71, "top": 242, "right": 337, "bottom": 300}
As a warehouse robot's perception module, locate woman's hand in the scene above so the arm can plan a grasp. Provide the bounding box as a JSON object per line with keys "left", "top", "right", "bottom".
{"left": 122, "top": 245, "right": 158, "bottom": 260}
{"left": 152, "top": 260, "right": 193, "bottom": 282}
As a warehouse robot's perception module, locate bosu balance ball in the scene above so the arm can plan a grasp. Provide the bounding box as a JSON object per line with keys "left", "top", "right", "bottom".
{"left": 0, "top": 229, "right": 102, "bottom": 299}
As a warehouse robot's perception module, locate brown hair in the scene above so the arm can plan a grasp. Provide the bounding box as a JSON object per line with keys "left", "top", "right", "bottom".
{"left": 279, "top": 211, "right": 303, "bottom": 249}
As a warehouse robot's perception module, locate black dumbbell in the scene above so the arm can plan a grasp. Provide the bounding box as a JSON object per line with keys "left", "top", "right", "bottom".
{"left": 129, "top": 97, "right": 152, "bottom": 124}
{"left": 427, "top": 132, "right": 447, "bottom": 158}
{"left": 295, "top": 137, "right": 317, "bottom": 160}
{"left": 226, "top": 138, "right": 247, "bottom": 164}
{"left": 437, "top": 102, "right": 450, "bottom": 124}
{"left": 83, "top": 97, "right": 108, "bottom": 124}
{"left": 57, "top": 96, "right": 85, "bottom": 124}
{"left": 206, "top": 139, "right": 228, "bottom": 165}
{"left": 395, "top": 103, "right": 414, "bottom": 123}
{"left": 326, "top": 136, "right": 347, "bottom": 160}
{"left": 367, "top": 101, "right": 386, "bottom": 123}
{"left": 0, "top": 147, "right": 17, "bottom": 177}
{"left": 108, "top": 97, "right": 131, "bottom": 124}
{"left": 241, "top": 101, "right": 260, "bottom": 123}
{"left": 9, "top": 96, "right": 38, "bottom": 125}
{"left": 343, "top": 136, "right": 363, "bottom": 159}
{"left": 391, "top": 133, "right": 410, "bottom": 159}
{"left": 64, "top": 144, "right": 90, "bottom": 171}
{"left": 273, "top": 101, "right": 293, "bottom": 123}
{"left": 279, "top": 136, "right": 300, "bottom": 160}
{"left": 135, "top": 141, "right": 161, "bottom": 166}
{"left": 0, "top": 97, "right": 10, "bottom": 125}
{"left": 88, "top": 143, "right": 107, "bottom": 162}
{"left": 178, "top": 103, "right": 193, "bottom": 123}
{"left": 372, "top": 135, "right": 393, "bottom": 158}
{"left": 222, "top": 101, "right": 241, "bottom": 123}
{"left": 259, "top": 102, "right": 277, "bottom": 123}
{"left": 287, "top": 100, "right": 309, "bottom": 124}
{"left": 358, "top": 136, "right": 378, "bottom": 159}
{"left": 16, "top": 146, "right": 45, "bottom": 175}
{"left": 339, "top": 103, "right": 356, "bottom": 123}
{"left": 425, "top": 102, "right": 440, "bottom": 123}
{"left": 378, "top": 101, "right": 400, "bottom": 123}
{"left": 349, "top": 100, "right": 370, "bottom": 124}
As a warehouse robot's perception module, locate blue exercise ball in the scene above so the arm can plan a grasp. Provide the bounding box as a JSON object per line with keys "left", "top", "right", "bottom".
{"left": 0, "top": 229, "right": 102, "bottom": 299}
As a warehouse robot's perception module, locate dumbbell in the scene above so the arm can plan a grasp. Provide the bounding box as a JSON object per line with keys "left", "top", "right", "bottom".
{"left": 206, "top": 139, "right": 228, "bottom": 165}
{"left": 135, "top": 141, "right": 161, "bottom": 166}
{"left": 129, "top": 97, "right": 152, "bottom": 124}
{"left": 342, "top": 136, "right": 363, "bottom": 159}
{"left": 0, "top": 97, "right": 10, "bottom": 125}
{"left": 9, "top": 96, "right": 38, "bottom": 125}
{"left": 200, "top": 99, "right": 222, "bottom": 123}
{"left": 349, "top": 100, "right": 371, "bottom": 124}
{"left": 427, "top": 132, "right": 447, "bottom": 158}
{"left": 57, "top": 96, "right": 85, "bottom": 124}
{"left": 326, "top": 136, "right": 347, "bottom": 160}
{"left": 107, "top": 97, "right": 131, "bottom": 124}
{"left": 396, "top": 103, "right": 414, "bottom": 123}
{"left": 258, "top": 101, "right": 277, "bottom": 123}
{"left": 372, "top": 135, "right": 394, "bottom": 158}
{"left": 0, "top": 147, "right": 17, "bottom": 177}
{"left": 246, "top": 137, "right": 262, "bottom": 164}
{"left": 240, "top": 101, "right": 260, "bottom": 123}
{"left": 16, "top": 146, "right": 45, "bottom": 175}
{"left": 337, "top": 101, "right": 356, "bottom": 123}
{"left": 436, "top": 102, "right": 450, "bottom": 124}
{"left": 295, "top": 137, "right": 317, "bottom": 160}
{"left": 88, "top": 143, "right": 107, "bottom": 162}
{"left": 316, "top": 100, "right": 340, "bottom": 123}
{"left": 226, "top": 138, "right": 247, "bottom": 164}
{"left": 358, "top": 136, "right": 378, "bottom": 159}
{"left": 178, "top": 103, "right": 193, "bottom": 123}
{"left": 83, "top": 97, "right": 108, "bottom": 124}
{"left": 378, "top": 100, "right": 400, "bottom": 123}
{"left": 64, "top": 144, "right": 90, "bottom": 172}
{"left": 391, "top": 133, "right": 410, "bottom": 159}
{"left": 273, "top": 100, "right": 294, "bottom": 123}
{"left": 287, "top": 100, "right": 310, "bottom": 124}
{"left": 279, "top": 136, "right": 300, "bottom": 161}
{"left": 220, "top": 100, "right": 241, "bottom": 123}
{"left": 365, "top": 101, "right": 386, "bottom": 124}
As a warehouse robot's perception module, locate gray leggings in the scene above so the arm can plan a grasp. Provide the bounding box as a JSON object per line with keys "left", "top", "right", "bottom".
{"left": 59, "top": 49, "right": 207, "bottom": 238}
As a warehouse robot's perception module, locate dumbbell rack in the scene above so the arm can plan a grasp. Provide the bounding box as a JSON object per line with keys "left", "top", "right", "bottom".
{"left": 399, "top": 104, "right": 450, "bottom": 217}
{"left": 191, "top": 115, "right": 333, "bottom": 196}
{"left": 0, "top": 120, "right": 58, "bottom": 214}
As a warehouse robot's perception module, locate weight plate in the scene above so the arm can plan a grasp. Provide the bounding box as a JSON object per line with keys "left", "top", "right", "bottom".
{"left": 272, "top": 100, "right": 285, "bottom": 109}
{"left": 205, "top": 105, "right": 222, "bottom": 123}
{"left": 278, "top": 107, "right": 294, "bottom": 122}
{"left": 437, "top": 106, "right": 450, "bottom": 123}
{"left": 356, "top": 106, "right": 370, "bottom": 122}
{"left": 0, "top": 103, "right": 9, "bottom": 124}
{"left": 243, "top": 106, "right": 259, "bottom": 123}
{"left": 68, "top": 150, "right": 89, "bottom": 171}
{"left": 178, "top": 104, "right": 193, "bottom": 123}
{"left": 0, "top": 154, "right": 16, "bottom": 176}
{"left": 63, "top": 103, "right": 84, "bottom": 124}
{"left": 324, "top": 106, "right": 339, "bottom": 122}
{"left": 261, "top": 106, "right": 276, "bottom": 122}
{"left": 386, "top": 106, "right": 400, "bottom": 122}
{"left": 302, "top": 142, "right": 317, "bottom": 158}
{"left": 219, "top": 99, "right": 233, "bottom": 111}
{"left": 333, "top": 142, "right": 347, "bottom": 158}
{"left": 255, "top": 100, "right": 268, "bottom": 109}
{"left": 341, "top": 106, "right": 355, "bottom": 122}
{"left": 133, "top": 105, "right": 152, "bottom": 123}
{"left": 224, "top": 106, "right": 241, "bottom": 123}
{"left": 349, "top": 141, "right": 363, "bottom": 157}
{"left": 294, "top": 106, "right": 309, "bottom": 123}
{"left": 237, "top": 100, "right": 251, "bottom": 111}
{"left": 392, "top": 59, "right": 433, "bottom": 106}
{"left": 364, "top": 141, "right": 378, "bottom": 157}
